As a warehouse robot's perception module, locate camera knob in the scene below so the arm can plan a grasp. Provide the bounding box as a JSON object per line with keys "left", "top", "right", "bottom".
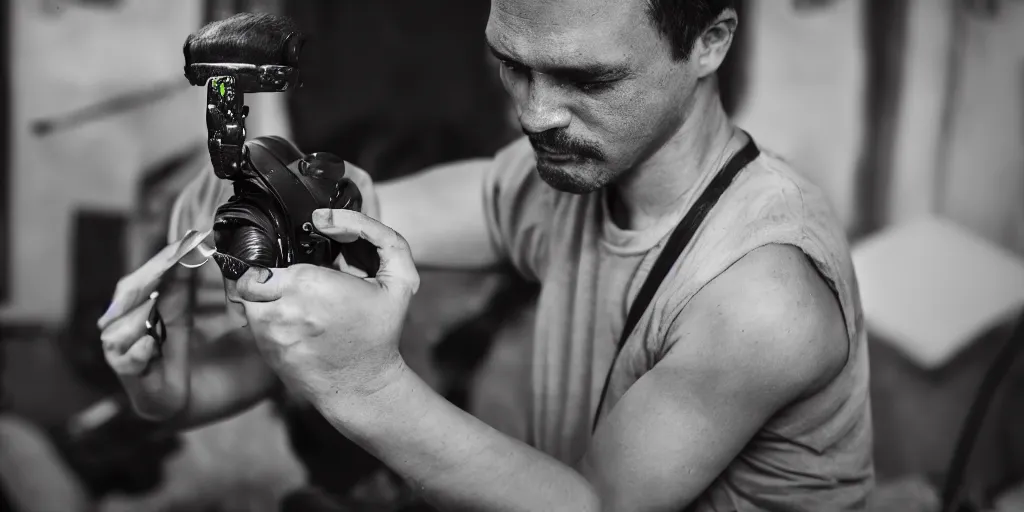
{"left": 309, "top": 152, "right": 345, "bottom": 177}
{"left": 309, "top": 152, "right": 343, "bottom": 166}
{"left": 299, "top": 152, "right": 346, "bottom": 181}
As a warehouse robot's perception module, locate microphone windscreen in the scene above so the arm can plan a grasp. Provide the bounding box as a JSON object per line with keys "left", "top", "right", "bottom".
{"left": 184, "top": 12, "right": 302, "bottom": 67}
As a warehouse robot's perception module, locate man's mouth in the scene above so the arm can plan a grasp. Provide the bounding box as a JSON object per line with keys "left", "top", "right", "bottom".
{"left": 535, "top": 147, "right": 576, "bottom": 163}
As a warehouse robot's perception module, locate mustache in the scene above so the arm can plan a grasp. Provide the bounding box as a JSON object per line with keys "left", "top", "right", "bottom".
{"left": 526, "top": 129, "right": 603, "bottom": 160}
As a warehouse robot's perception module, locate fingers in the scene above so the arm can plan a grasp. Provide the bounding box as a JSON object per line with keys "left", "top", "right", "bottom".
{"left": 97, "top": 234, "right": 203, "bottom": 329}
{"left": 98, "top": 274, "right": 156, "bottom": 330}
{"left": 100, "top": 294, "right": 159, "bottom": 357}
{"left": 234, "top": 266, "right": 283, "bottom": 303}
{"left": 312, "top": 209, "right": 419, "bottom": 297}
{"left": 106, "top": 335, "right": 159, "bottom": 376}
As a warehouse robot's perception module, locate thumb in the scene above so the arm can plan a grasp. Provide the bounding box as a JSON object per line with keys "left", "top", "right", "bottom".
{"left": 312, "top": 209, "right": 419, "bottom": 297}
{"left": 234, "top": 266, "right": 283, "bottom": 303}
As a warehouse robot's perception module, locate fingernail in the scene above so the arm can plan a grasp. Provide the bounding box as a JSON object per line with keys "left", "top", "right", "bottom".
{"left": 256, "top": 267, "right": 273, "bottom": 284}
{"left": 97, "top": 303, "right": 115, "bottom": 327}
{"left": 213, "top": 252, "right": 251, "bottom": 281}
{"left": 312, "top": 209, "right": 332, "bottom": 227}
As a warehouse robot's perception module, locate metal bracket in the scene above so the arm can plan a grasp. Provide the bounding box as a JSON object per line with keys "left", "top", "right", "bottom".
{"left": 204, "top": 76, "right": 248, "bottom": 180}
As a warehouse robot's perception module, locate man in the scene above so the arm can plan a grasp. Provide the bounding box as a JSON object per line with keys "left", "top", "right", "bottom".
{"left": 99, "top": 0, "right": 874, "bottom": 510}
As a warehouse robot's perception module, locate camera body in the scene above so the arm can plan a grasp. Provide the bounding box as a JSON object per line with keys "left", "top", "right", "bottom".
{"left": 212, "top": 135, "right": 377, "bottom": 273}
{"left": 183, "top": 13, "right": 378, "bottom": 277}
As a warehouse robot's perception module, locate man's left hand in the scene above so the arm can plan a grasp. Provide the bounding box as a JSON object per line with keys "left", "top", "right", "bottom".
{"left": 231, "top": 209, "right": 420, "bottom": 401}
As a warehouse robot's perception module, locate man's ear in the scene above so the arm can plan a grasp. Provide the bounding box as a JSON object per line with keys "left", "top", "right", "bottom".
{"left": 694, "top": 9, "right": 738, "bottom": 79}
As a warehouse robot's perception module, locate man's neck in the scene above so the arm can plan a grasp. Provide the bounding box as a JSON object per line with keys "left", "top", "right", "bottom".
{"left": 608, "top": 84, "right": 741, "bottom": 231}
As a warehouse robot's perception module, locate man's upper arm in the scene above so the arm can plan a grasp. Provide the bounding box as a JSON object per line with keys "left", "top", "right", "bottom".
{"left": 378, "top": 136, "right": 548, "bottom": 276}
{"left": 579, "top": 244, "right": 849, "bottom": 510}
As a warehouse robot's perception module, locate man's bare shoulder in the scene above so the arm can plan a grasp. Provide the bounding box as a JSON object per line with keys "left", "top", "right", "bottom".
{"left": 663, "top": 243, "right": 848, "bottom": 400}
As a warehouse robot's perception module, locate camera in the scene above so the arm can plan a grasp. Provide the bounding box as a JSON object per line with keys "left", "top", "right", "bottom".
{"left": 209, "top": 135, "right": 378, "bottom": 273}
{"left": 182, "top": 12, "right": 379, "bottom": 277}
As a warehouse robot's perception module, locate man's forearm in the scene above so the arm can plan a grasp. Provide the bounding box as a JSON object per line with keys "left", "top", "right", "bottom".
{"left": 169, "top": 328, "right": 279, "bottom": 431}
{"left": 124, "top": 327, "right": 277, "bottom": 430}
{"left": 314, "top": 361, "right": 600, "bottom": 512}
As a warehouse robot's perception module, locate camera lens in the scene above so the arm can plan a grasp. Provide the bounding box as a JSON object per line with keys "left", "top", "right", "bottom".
{"left": 226, "top": 225, "right": 277, "bottom": 268}
{"left": 214, "top": 197, "right": 281, "bottom": 268}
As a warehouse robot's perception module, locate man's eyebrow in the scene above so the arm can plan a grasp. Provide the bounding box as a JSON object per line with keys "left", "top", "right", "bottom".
{"left": 487, "top": 42, "right": 632, "bottom": 82}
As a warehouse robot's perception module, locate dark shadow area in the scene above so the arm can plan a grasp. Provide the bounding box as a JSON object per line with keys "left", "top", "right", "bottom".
{"left": 719, "top": 0, "right": 749, "bottom": 118}
{"left": 284, "top": 0, "right": 515, "bottom": 172}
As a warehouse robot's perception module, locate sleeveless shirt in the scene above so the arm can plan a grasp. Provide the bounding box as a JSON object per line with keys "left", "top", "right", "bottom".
{"left": 481, "top": 136, "right": 874, "bottom": 511}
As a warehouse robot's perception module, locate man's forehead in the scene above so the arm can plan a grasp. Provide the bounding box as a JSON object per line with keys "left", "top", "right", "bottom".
{"left": 490, "top": 0, "right": 642, "bottom": 25}
{"left": 486, "top": 0, "right": 655, "bottom": 63}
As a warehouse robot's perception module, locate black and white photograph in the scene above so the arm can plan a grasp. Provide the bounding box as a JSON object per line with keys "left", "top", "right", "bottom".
{"left": 1, "top": 1, "right": 1023, "bottom": 511}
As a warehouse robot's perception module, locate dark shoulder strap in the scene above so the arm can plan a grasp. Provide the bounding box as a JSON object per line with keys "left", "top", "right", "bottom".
{"left": 592, "top": 135, "right": 761, "bottom": 432}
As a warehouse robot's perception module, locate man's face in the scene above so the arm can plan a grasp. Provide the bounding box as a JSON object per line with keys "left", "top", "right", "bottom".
{"left": 486, "top": 0, "right": 701, "bottom": 194}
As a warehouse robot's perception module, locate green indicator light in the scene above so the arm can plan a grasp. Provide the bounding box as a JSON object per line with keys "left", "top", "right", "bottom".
{"left": 219, "top": 82, "right": 226, "bottom": 97}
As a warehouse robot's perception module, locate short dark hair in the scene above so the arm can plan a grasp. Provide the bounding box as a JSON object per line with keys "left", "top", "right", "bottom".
{"left": 645, "top": 0, "right": 735, "bottom": 60}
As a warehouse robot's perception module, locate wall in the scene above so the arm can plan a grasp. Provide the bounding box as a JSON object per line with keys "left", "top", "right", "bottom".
{"left": 887, "top": 0, "right": 957, "bottom": 226}
{"left": 889, "top": 0, "right": 1024, "bottom": 257}
{"left": 735, "top": 0, "right": 1024, "bottom": 258}
{"left": 1, "top": 0, "right": 207, "bottom": 324}
{"left": 733, "top": 0, "right": 866, "bottom": 231}
{"left": 939, "top": 1, "right": 1024, "bottom": 255}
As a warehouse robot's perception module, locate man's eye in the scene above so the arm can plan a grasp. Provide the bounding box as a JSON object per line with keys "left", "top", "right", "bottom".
{"left": 577, "top": 80, "right": 615, "bottom": 93}
{"left": 501, "top": 60, "right": 526, "bottom": 74}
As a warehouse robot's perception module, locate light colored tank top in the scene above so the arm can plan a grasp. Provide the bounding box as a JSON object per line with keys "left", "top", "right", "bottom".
{"left": 482, "top": 135, "right": 874, "bottom": 511}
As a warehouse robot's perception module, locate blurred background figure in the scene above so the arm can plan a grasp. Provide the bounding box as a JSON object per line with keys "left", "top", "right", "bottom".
{"left": 0, "top": 0, "right": 1022, "bottom": 511}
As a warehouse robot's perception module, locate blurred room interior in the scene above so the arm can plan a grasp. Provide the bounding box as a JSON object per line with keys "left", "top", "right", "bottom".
{"left": 0, "top": 0, "right": 1023, "bottom": 511}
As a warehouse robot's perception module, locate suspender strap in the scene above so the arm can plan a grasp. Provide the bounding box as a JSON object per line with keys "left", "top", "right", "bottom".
{"left": 592, "top": 135, "right": 761, "bottom": 433}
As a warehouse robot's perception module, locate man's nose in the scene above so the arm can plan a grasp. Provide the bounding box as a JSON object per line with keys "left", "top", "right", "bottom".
{"left": 515, "top": 77, "right": 571, "bottom": 134}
